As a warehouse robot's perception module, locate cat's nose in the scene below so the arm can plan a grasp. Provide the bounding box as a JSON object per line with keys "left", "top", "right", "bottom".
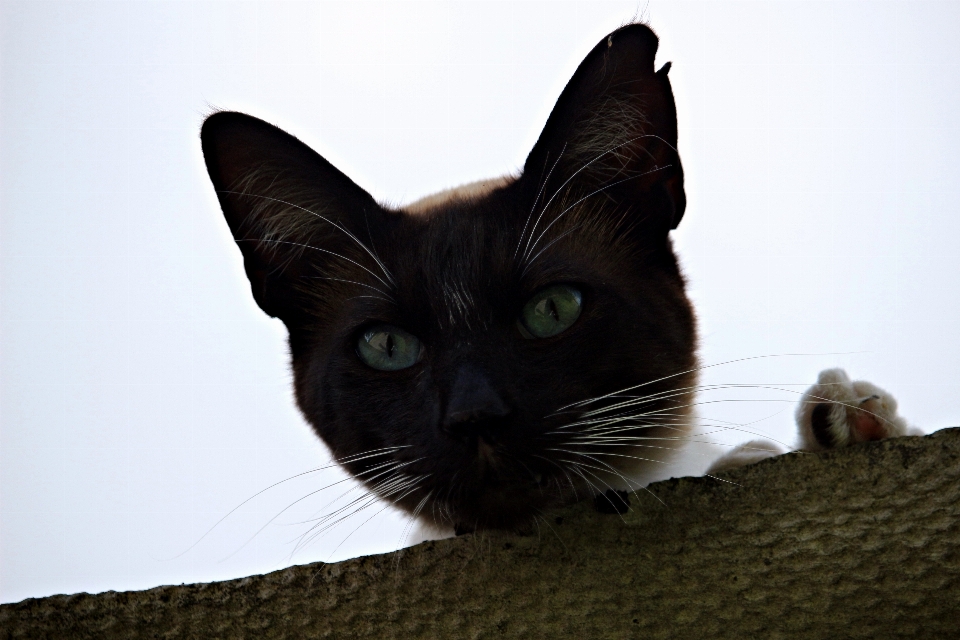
{"left": 442, "top": 366, "right": 512, "bottom": 439}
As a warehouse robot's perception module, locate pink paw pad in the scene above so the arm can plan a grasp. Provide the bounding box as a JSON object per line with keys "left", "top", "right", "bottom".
{"left": 795, "top": 368, "right": 920, "bottom": 452}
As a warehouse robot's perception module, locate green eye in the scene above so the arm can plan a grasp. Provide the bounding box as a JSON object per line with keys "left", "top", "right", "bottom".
{"left": 519, "top": 285, "right": 583, "bottom": 338}
{"left": 356, "top": 325, "right": 422, "bottom": 371}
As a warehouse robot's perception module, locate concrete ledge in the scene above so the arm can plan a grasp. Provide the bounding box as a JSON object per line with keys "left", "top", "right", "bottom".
{"left": 3, "top": 429, "right": 959, "bottom": 639}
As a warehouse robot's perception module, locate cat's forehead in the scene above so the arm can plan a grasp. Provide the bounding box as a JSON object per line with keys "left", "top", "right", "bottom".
{"left": 400, "top": 175, "right": 521, "bottom": 279}
{"left": 398, "top": 176, "right": 519, "bottom": 329}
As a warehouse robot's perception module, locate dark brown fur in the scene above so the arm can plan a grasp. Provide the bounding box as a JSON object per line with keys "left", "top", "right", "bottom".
{"left": 201, "top": 24, "right": 696, "bottom": 531}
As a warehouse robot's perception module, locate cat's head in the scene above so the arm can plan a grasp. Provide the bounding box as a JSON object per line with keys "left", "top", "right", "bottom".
{"left": 201, "top": 24, "right": 696, "bottom": 532}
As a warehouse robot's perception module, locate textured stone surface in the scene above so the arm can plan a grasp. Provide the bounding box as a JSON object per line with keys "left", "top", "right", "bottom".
{"left": 3, "top": 429, "right": 960, "bottom": 639}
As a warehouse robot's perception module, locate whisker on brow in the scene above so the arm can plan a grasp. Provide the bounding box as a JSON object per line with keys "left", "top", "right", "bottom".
{"left": 515, "top": 144, "right": 567, "bottom": 263}
{"left": 221, "top": 189, "right": 397, "bottom": 287}
{"left": 235, "top": 237, "right": 395, "bottom": 293}
{"left": 302, "top": 275, "right": 396, "bottom": 302}
{"left": 522, "top": 163, "right": 672, "bottom": 268}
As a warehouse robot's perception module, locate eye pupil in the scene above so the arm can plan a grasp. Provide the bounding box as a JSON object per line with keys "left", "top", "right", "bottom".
{"left": 357, "top": 325, "right": 421, "bottom": 371}
{"left": 520, "top": 285, "right": 583, "bottom": 338}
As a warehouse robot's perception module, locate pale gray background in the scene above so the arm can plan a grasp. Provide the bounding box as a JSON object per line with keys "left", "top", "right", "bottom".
{"left": 2, "top": 0, "right": 958, "bottom": 604}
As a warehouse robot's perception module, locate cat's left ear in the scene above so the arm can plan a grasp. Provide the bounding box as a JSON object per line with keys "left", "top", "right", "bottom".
{"left": 523, "top": 24, "right": 685, "bottom": 232}
{"left": 201, "top": 111, "right": 390, "bottom": 324}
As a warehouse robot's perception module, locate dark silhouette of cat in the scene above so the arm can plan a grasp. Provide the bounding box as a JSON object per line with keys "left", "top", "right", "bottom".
{"left": 202, "top": 24, "right": 697, "bottom": 533}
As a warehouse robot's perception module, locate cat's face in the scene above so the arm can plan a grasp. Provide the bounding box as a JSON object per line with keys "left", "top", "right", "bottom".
{"left": 202, "top": 24, "right": 696, "bottom": 531}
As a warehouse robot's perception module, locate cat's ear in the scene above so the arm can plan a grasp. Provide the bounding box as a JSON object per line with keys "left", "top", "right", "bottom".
{"left": 201, "top": 111, "right": 387, "bottom": 322}
{"left": 523, "top": 24, "right": 685, "bottom": 232}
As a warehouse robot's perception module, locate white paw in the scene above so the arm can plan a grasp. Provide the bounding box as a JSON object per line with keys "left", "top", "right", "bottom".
{"left": 704, "top": 439, "right": 786, "bottom": 475}
{"left": 795, "top": 368, "right": 922, "bottom": 452}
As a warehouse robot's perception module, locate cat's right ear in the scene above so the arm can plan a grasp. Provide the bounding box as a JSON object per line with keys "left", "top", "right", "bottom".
{"left": 522, "top": 24, "right": 685, "bottom": 234}
{"left": 201, "top": 111, "right": 386, "bottom": 323}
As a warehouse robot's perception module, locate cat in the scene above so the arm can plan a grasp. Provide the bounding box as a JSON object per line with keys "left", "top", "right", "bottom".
{"left": 201, "top": 23, "right": 917, "bottom": 538}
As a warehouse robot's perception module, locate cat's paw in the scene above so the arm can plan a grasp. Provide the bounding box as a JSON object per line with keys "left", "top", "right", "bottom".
{"left": 795, "top": 368, "right": 922, "bottom": 451}
{"left": 704, "top": 439, "right": 786, "bottom": 474}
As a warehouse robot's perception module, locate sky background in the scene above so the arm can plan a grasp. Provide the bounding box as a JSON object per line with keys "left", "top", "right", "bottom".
{"left": 2, "top": 0, "right": 959, "bottom": 604}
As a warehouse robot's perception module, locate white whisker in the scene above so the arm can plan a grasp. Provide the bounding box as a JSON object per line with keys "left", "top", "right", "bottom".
{"left": 523, "top": 164, "right": 671, "bottom": 266}
{"left": 554, "top": 352, "right": 866, "bottom": 414}
{"left": 220, "top": 189, "right": 397, "bottom": 287}
{"left": 237, "top": 237, "right": 393, "bottom": 291}
{"left": 515, "top": 144, "right": 566, "bottom": 262}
